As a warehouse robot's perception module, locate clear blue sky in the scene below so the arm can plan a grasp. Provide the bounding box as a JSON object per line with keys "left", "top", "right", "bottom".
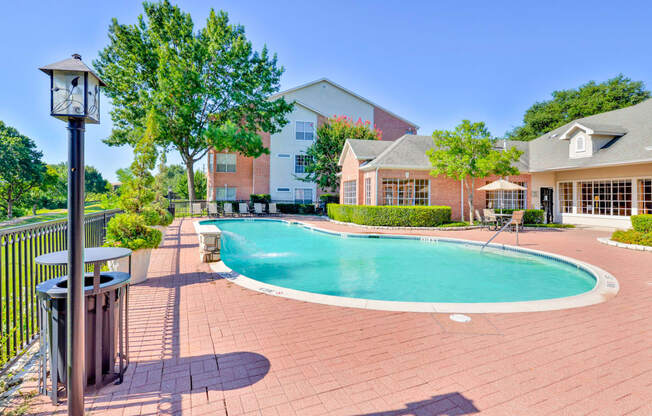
{"left": 2, "top": 1, "right": 651, "bottom": 181}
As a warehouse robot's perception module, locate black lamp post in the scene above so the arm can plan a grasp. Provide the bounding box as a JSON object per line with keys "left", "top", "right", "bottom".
{"left": 39, "top": 54, "right": 105, "bottom": 416}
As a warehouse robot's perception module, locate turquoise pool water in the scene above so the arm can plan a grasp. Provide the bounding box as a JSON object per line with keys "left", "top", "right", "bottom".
{"left": 211, "top": 220, "right": 596, "bottom": 303}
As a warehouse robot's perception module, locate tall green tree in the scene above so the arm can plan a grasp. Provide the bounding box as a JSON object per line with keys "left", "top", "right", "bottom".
{"left": 428, "top": 120, "right": 522, "bottom": 224}
{"left": 94, "top": 0, "right": 293, "bottom": 200}
{"left": 302, "top": 116, "right": 382, "bottom": 191}
{"left": 506, "top": 75, "right": 650, "bottom": 141}
{"left": 0, "top": 121, "right": 47, "bottom": 218}
{"left": 47, "top": 163, "right": 110, "bottom": 200}
{"left": 174, "top": 168, "right": 206, "bottom": 199}
{"left": 115, "top": 167, "right": 134, "bottom": 185}
{"left": 85, "top": 166, "right": 110, "bottom": 194}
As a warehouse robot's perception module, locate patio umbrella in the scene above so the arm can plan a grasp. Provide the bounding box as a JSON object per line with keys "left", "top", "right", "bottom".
{"left": 478, "top": 179, "right": 526, "bottom": 211}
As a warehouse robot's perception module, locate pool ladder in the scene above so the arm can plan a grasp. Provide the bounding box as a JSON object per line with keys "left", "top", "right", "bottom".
{"left": 482, "top": 219, "right": 517, "bottom": 250}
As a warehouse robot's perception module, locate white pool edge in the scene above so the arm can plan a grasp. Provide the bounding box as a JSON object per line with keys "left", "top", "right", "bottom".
{"left": 202, "top": 218, "right": 619, "bottom": 314}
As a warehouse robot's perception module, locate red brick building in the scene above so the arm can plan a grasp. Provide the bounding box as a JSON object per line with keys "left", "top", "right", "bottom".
{"left": 338, "top": 135, "right": 532, "bottom": 221}
{"left": 206, "top": 78, "right": 418, "bottom": 203}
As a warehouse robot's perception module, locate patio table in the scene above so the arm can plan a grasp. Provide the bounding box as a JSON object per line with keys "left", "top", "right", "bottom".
{"left": 494, "top": 213, "right": 512, "bottom": 227}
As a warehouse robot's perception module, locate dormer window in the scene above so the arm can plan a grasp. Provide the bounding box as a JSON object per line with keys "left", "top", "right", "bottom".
{"left": 559, "top": 121, "right": 626, "bottom": 159}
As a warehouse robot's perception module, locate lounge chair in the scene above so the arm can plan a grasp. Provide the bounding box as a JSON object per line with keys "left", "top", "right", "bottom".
{"left": 191, "top": 203, "right": 202, "bottom": 217}
{"left": 223, "top": 202, "right": 234, "bottom": 217}
{"left": 254, "top": 203, "right": 265, "bottom": 216}
{"left": 268, "top": 203, "right": 280, "bottom": 216}
{"left": 208, "top": 202, "right": 218, "bottom": 217}
{"left": 483, "top": 209, "right": 498, "bottom": 230}
{"left": 238, "top": 203, "right": 250, "bottom": 216}
{"left": 510, "top": 210, "right": 525, "bottom": 233}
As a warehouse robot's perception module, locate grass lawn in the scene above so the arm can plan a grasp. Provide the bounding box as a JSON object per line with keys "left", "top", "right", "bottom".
{"left": 0, "top": 202, "right": 106, "bottom": 230}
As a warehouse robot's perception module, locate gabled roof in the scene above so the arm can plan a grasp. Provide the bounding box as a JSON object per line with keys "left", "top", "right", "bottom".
{"left": 338, "top": 139, "right": 393, "bottom": 165}
{"left": 557, "top": 121, "right": 627, "bottom": 140}
{"left": 293, "top": 100, "right": 328, "bottom": 118}
{"left": 360, "top": 135, "right": 435, "bottom": 171}
{"left": 528, "top": 99, "right": 652, "bottom": 171}
{"left": 270, "top": 77, "right": 420, "bottom": 129}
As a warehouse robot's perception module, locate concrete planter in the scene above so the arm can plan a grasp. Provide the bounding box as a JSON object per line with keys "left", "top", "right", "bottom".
{"left": 152, "top": 225, "right": 167, "bottom": 247}
{"left": 108, "top": 248, "right": 152, "bottom": 284}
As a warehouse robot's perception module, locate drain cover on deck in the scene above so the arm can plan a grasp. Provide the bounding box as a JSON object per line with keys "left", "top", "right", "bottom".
{"left": 449, "top": 314, "right": 471, "bottom": 323}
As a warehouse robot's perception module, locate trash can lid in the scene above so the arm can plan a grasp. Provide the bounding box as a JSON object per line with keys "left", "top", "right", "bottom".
{"left": 36, "top": 271, "right": 130, "bottom": 299}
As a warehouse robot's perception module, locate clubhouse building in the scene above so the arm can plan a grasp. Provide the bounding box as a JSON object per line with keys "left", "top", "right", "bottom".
{"left": 338, "top": 99, "right": 652, "bottom": 228}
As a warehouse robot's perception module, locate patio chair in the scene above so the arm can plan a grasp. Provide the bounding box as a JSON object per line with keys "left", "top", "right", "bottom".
{"left": 510, "top": 210, "right": 525, "bottom": 233}
{"left": 207, "top": 202, "right": 218, "bottom": 217}
{"left": 268, "top": 203, "right": 280, "bottom": 216}
{"left": 474, "top": 209, "right": 486, "bottom": 228}
{"left": 191, "top": 203, "right": 202, "bottom": 217}
{"left": 483, "top": 209, "right": 498, "bottom": 230}
{"left": 254, "top": 203, "right": 265, "bottom": 216}
{"left": 223, "top": 202, "right": 234, "bottom": 217}
{"left": 239, "top": 202, "right": 251, "bottom": 216}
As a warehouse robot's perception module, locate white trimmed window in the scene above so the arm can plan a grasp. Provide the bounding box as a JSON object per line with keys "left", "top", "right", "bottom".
{"left": 486, "top": 181, "right": 527, "bottom": 209}
{"left": 578, "top": 179, "right": 632, "bottom": 216}
{"left": 365, "top": 178, "right": 372, "bottom": 205}
{"left": 638, "top": 179, "right": 652, "bottom": 214}
{"left": 296, "top": 121, "right": 315, "bottom": 140}
{"left": 295, "top": 154, "right": 311, "bottom": 174}
{"left": 207, "top": 153, "right": 213, "bottom": 172}
{"left": 576, "top": 135, "right": 586, "bottom": 152}
{"left": 215, "top": 187, "right": 236, "bottom": 201}
{"left": 343, "top": 181, "right": 357, "bottom": 205}
{"left": 381, "top": 178, "right": 429, "bottom": 206}
{"left": 216, "top": 153, "right": 236, "bottom": 172}
{"left": 559, "top": 182, "right": 573, "bottom": 214}
{"left": 295, "top": 188, "right": 313, "bottom": 204}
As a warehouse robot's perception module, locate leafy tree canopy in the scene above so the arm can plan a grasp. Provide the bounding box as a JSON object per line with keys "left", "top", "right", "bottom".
{"left": 506, "top": 74, "right": 650, "bottom": 141}
{"left": 0, "top": 121, "right": 47, "bottom": 218}
{"left": 94, "top": 0, "right": 293, "bottom": 199}
{"left": 302, "top": 116, "right": 382, "bottom": 192}
{"left": 428, "top": 120, "right": 522, "bottom": 224}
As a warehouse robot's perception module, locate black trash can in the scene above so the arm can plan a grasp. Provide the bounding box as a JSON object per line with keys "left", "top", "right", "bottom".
{"left": 36, "top": 271, "right": 130, "bottom": 400}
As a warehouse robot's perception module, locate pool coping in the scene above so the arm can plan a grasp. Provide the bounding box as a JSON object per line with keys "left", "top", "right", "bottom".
{"left": 201, "top": 218, "right": 619, "bottom": 314}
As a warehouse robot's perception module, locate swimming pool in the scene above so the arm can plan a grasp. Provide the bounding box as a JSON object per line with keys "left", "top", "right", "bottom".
{"left": 205, "top": 219, "right": 610, "bottom": 311}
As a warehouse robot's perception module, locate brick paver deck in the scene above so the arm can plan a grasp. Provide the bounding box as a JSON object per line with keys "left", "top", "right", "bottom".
{"left": 22, "top": 217, "right": 652, "bottom": 415}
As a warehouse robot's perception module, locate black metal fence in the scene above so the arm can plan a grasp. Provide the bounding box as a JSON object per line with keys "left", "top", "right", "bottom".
{"left": 169, "top": 200, "right": 323, "bottom": 217}
{"left": 0, "top": 209, "right": 121, "bottom": 371}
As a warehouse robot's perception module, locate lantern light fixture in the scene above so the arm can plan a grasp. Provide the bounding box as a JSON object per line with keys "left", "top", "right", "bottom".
{"left": 39, "top": 54, "right": 105, "bottom": 124}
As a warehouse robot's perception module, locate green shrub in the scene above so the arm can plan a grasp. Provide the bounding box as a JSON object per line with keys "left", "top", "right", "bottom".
{"left": 276, "top": 203, "right": 316, "bottom": 214}
{"left": 141, "top": 203, "right": 173, "bottom": 226}
{"left": 250, "top": 194, "right": 271, "bottom": 203}
{"left": 104, "top": 213, "right": 161, "bottom": 250}
{"left": 494, "top": 209, "right": 544, "bottom": 224}
{"left": 611, "top": 229, "right": 652, "bottom": 247}
{"left": 319, "top": 194, "right": 339, "bottom": 204}
{"left": 327, "top": 204, "right": 451, "bottom": 227}
{"left": 631, "top": 214, "right": 652, "bottom": 233}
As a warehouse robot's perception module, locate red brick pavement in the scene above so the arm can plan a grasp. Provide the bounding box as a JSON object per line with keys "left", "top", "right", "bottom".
{"left": 21, "top": 217, "right": 652, "bottom": 415}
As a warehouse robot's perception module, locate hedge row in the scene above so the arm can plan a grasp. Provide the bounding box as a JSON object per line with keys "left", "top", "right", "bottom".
{"left": 327, "top": 204, "right": 451, "bottom": 227}
{"left": 494, "top": 209, "right": 544, "bottom": 224}
{"left": 631, "top": 214, "right": 652, "bottom": 233}
{"left": 319, "top": 194, "right": 340, "bottom": 204}
{"left": 276, "top": 203, "right": 316, "bottom": 214}
{"left": 611, "top": 229, "right": 652, "bottom": 247}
